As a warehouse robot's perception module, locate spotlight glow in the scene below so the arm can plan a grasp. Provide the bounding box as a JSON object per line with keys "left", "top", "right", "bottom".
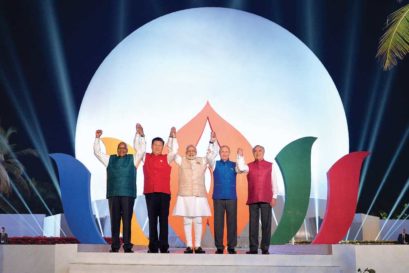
{"left": 41, "top": 0, "right": 77, "bottom": 147}
{"left": 384, "top": 202, "right": 409, "bottom": 239}
{"left": 358, "top": 71, "right": 396, "bottom": 194}
{"left": 75, "top": 8, "right": 349, "bottom": 207}
{"left": 376, "top": 178, "right": 409, "bottom": 240}
{"left": 354, "top": 126, "right": 408, "bottom": 240}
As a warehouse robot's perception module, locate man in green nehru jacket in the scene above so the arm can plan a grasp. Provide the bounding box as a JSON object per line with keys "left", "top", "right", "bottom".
{"left": 94, "top": 127, "right": 145, "bottom": 253}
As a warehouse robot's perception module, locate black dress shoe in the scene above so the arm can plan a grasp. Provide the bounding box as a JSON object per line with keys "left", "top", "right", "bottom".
{"left": 184, "top": 247, "right": 194, "bottom": 254}
{"left": 194, "top": 247, "right": 205, "bottom": 254}
{"left": 246, "top": 250, "right": 258, "bottom": 254}
{"left": 124, "top": 249, "right": 134, "bottom": 253}
{"left": 160, "top": 249, "right": 170, "bottom": 253}
{"left": 215, "top": 248, "right": 224, "bottom": 254}
{"left": 227, "top": 248, "right": 237, "bottom": 254}
{"left": 261, "top": 249, "right": 269, "bottom": 255}
{"left": 109, "top": 249, "right": 119, "bottom": 253}
{"left": 147, "top": 249, "right": 158, "bottom": 253}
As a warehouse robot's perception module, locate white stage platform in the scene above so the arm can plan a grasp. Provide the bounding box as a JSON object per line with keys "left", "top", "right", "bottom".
{"left": 1, "top": 244, "right": 408, "bottom": 273}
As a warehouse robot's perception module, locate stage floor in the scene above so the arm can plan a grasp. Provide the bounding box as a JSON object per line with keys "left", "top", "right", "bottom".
{"left": 77, "top": 244, "right": 332, "bottom": 255}
{"left": 1, "top": 244, "right": 408, "bottom": 273}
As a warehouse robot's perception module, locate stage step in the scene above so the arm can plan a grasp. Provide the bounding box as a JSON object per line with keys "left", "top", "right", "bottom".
{"left": 68, "top": 251, "right": 342, "bottom": 273}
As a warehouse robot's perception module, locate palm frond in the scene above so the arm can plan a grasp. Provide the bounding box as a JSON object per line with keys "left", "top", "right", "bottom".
{"left": 376, "top": 3, "right": 409, "bottom": 70}
{"left": 14, "top": 148, "right": 38, "bottom": 157}
{"left": 5, "top": 127, "right": 17, "bottom": 140}
{"left": 0, "top": 164, "right": 12, "bottom": 195}
{"left": 4, "top": 160, "right": 25, "bottom": 175}
{"left": 12, "top": 175, "right": 31, "bottom": 197}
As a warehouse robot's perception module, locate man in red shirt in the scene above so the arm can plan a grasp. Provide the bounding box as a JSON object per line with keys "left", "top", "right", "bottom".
{"left": 135, "top": 124, "right": 177, "bottom": 253}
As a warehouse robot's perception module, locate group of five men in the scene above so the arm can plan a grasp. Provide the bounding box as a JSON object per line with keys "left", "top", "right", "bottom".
{"left": 94, "top": 124, "right": 278, "bottom": 254}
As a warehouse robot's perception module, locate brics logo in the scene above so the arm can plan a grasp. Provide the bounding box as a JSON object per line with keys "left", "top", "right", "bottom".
{"left": 51, "top": 103, "right": 368, "bottom": 245}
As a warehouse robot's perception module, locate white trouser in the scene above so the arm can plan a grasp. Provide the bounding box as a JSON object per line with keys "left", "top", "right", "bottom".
{"left": 183, "top": 216, "right": 203, "bottom": 248}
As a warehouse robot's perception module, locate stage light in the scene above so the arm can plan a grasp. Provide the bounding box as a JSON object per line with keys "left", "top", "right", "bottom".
{"left": 0, "top": 135, "right": 53, "bottom": 216}
{"left": 0, "top": 67, "right": 61, "bottom": 198}
{"left": 0, "top": 69, "right": 60, "bottom": 193}
{"left": 340, "top": 0, "right": 362, "bottom": 112}
{"left": 358, "top": 69, "right": 396, "bottom": 199}
{"left": 304, "top": 219, "right": 309, "bottom": 240}
{"left": 228, "top": 0, "right": 246, "bottom": 10}
{"left": 311, "top": 179, "right": 321, "bottom": 234}
{"left": 354, "top": 126, "right": 407, "bottom": 240}
{"left": 357, "top": 68, "right": 382, "bottom": 153}
{"left": 345, "top": 228, "right": 351, "bottom": 240}
{"left": 304, "top": 0, "right": 319, "bottom": 54}
{"left": 0, "top": 131, "right": 60, "bottom": 233}
{"left": 376, "top": 178, "right": 409, "bottom": 240}
{"left": 384, "top": 202, "right": 409, "bottom": 239}
{"left": 40, "top": 0, "right": 76, "bottom": 147}
{"left": 386, "top": 213, "right": 409, "bottom": 240}
{"left": 0, "top": 194, "right": 39, "bottom": 234}
{"left": 272, "top": 208, "right": 278, "bottom": 226}
{"left": 300, "top": 0, "right": 323, "bottom": 233}
{"left": 0, "top": 128, "right": 55, "bottom": 217}
{"left": 357, "top": 68, "right": 386, "bottom": 199}
{"left": 8, "top": 182, "right": 43, "bottom": 231}
{"left": 116, "top": 0, "right": 127, "bottom": 42}
{"left": 0, "top": 16, "right": 62, "bottom": 198}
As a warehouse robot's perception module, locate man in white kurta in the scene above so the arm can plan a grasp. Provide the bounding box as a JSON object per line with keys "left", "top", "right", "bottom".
{"left": 171, "top": 132, "right": 218, "bottom": 254}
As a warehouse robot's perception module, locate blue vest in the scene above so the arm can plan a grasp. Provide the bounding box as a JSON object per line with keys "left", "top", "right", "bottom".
{"left": 212, "top": 160, "right": 237, "bottom": 200}
{"left": 106, "top": 154, "right": 136, "bottom": 198}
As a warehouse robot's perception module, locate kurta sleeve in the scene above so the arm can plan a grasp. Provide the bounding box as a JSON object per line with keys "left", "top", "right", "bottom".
{"left": 235, "top": 155, "right": 249, "bottom": 173}
{"left": 167, "top": 137, "right": 179, "bottom": 164}
{"left": 169, "top": 137, "right": 182, "bottom": 166}
{"left": 206, "top": 141, "right": 219, "bottom": 169}
{"left": 133, "top": 132, "right": 146, "bottom": 167}
{"left": 93, "top": 138, "right": 110, "bottom": 167}
{"left": 272, "top": 165, "right": 279, "bottom": 199}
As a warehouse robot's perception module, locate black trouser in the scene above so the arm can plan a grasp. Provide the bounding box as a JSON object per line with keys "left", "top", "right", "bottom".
{"left": 249, "top": 202, "right": 272, "bottom": 252}
{"left": 108, "top": 196, "right": 135, "bottom": 251}
{"left": 145, "top": 192, "right": 171, "bottom": 252}
{"left": 213, "top": 199, "right": 237, "bottom": 250}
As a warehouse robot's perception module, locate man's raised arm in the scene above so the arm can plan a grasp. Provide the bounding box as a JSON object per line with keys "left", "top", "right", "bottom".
{"left": 133, "top": 123, "right": 146, "bottom": 168}
{"left": 94, "top": 129, "right": 110, "bottom": 167}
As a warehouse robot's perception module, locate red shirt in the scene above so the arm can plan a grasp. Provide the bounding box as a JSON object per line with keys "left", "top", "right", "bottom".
{"left": 246, "top": 160, "right": 273, "bottom": 204}
{"left": 143, "top": 153, "right": 171, "bottom": 194}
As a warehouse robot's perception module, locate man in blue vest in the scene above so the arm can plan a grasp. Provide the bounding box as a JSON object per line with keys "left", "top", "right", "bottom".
{"left": 94, "top": 127, "right": 144, "bottom": 253}
{"left": 210, "top": 142, "right": 243, "bottom": 254}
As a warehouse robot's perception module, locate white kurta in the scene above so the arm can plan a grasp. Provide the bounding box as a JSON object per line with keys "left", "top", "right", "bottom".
{"left": 171, "top": 140, "right": 218, "bottom": 217}
{"left": 173, "top": 195, "right": 211, "bottom": 217}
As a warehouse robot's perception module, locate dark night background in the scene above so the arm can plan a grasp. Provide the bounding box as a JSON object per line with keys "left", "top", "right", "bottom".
{"left": 0, "top": 0, "right": 408, "bottom": 218}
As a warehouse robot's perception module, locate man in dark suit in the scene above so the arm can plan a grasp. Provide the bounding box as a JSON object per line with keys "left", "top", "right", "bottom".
{"left": 0, "top": 227, "right": 8, "bottom": 244}
{"left": 397, "top": 228, "right": 409, "bottom": 244}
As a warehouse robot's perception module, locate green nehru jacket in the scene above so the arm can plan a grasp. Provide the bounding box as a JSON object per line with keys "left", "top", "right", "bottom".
{"left": 106, "top": 154, "right": 136, "bottom": 198}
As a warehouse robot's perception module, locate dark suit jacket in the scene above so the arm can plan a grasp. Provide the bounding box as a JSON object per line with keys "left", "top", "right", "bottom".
{"left": 397, "top": 233, "right": 409, "bottom": 244}
{"left": 0, "top": 232, "right": 8, "bottom": 244}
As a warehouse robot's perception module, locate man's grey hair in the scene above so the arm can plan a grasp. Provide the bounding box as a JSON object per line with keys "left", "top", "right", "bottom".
{"left": 219, "top": 145, "right": 230, "bottom": 152}
{"left": 252, "top": 145, "right": 265, "bottom": 153}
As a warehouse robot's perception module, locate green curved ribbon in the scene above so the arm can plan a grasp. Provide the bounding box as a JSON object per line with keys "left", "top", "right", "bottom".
{"left": 270, "top": 137, "right": 317, "bottom": 244}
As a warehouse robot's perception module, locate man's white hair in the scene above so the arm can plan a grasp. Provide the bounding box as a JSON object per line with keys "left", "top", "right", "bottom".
{"left": 252, "top": 145, "right": 265, "bottom": 153}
